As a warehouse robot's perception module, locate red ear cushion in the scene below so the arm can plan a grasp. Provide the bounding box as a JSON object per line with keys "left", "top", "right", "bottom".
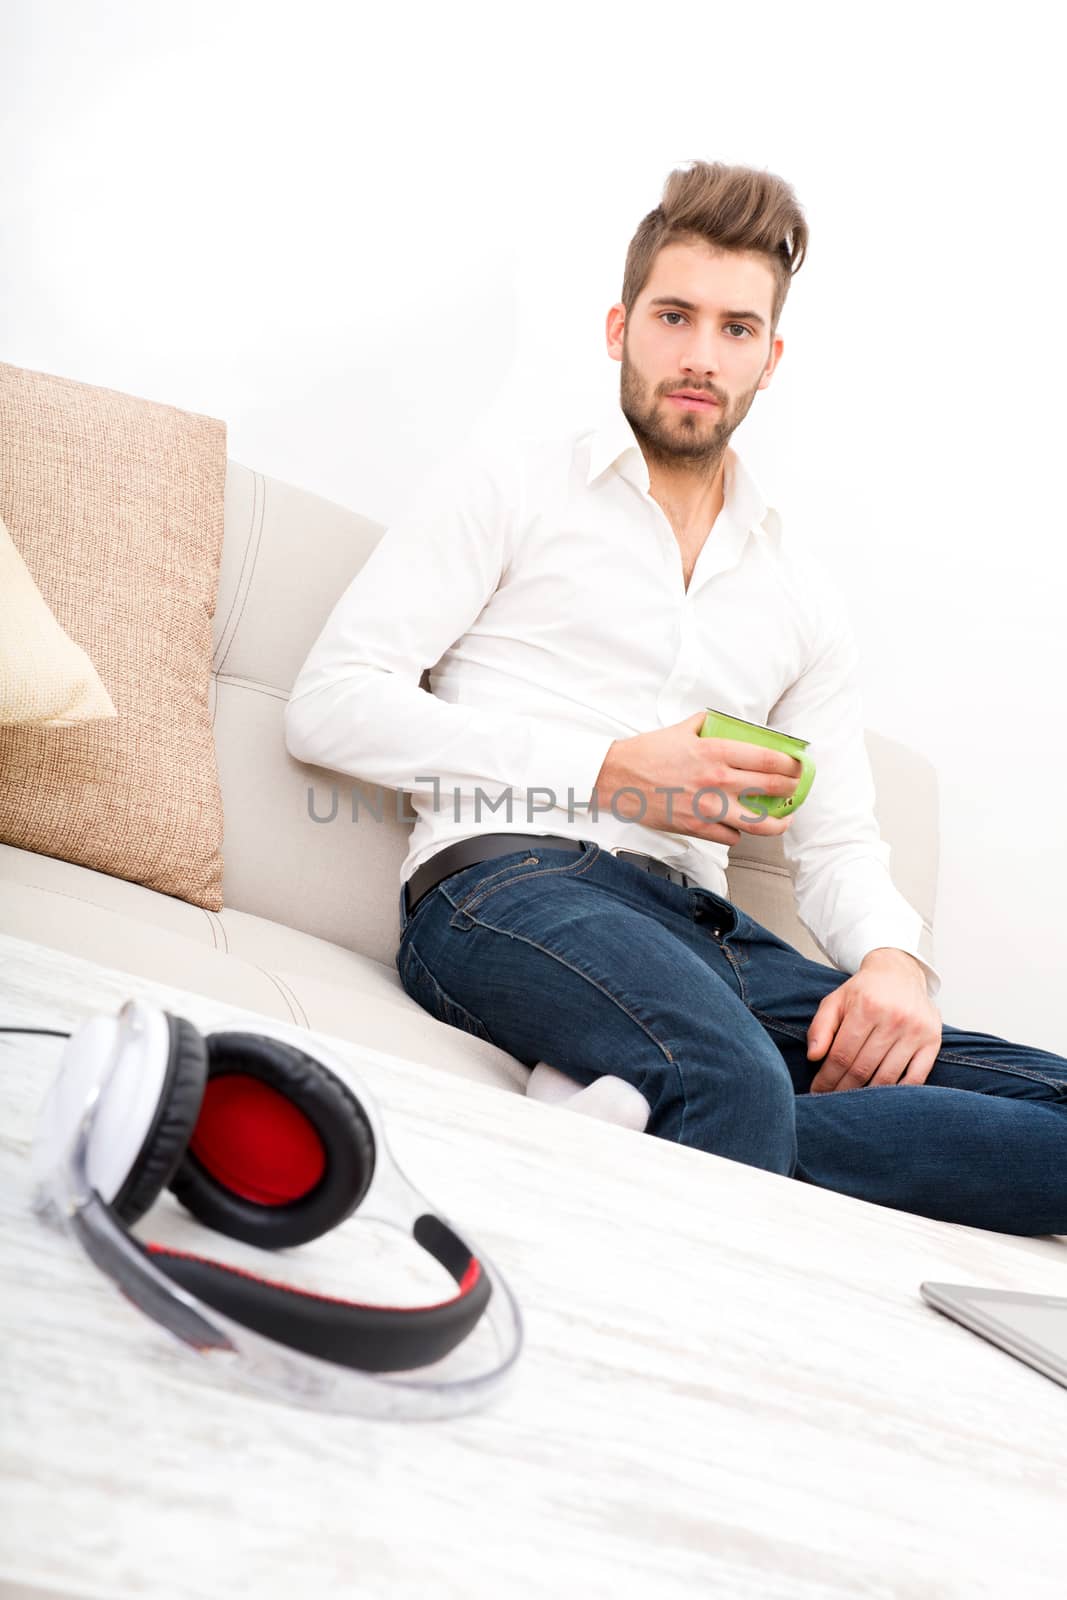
{"left": 112, "top": 1014, "right": 208, "bottom": 1226}
{"left": 169, "top": 1031, "right": 376, "bottom": 1250}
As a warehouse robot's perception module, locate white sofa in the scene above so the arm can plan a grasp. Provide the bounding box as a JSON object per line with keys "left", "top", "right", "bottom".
{"left": 0, "top": 459, "right": 940, "bottom": 1094}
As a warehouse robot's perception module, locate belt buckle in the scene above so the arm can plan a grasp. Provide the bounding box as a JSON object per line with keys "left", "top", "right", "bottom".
{"left": 614, "top": 847, "right": 685, "bottom": 886}
{"left": 615, "top": 848, "right": 665, "bottom": 878}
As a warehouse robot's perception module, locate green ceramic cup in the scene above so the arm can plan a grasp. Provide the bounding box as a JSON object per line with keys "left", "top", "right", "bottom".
{"left": 698, "top": 707, "right": 816, "bottom": 821}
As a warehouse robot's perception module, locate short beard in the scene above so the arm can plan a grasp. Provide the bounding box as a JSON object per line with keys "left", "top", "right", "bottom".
{"left": 619, "top": 343, "right": 761, "bottom": 479}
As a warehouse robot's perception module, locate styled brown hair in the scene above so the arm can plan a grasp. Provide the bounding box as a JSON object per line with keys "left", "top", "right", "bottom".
{"left": 621, "top": 160, "right": 808, "bottom": 336}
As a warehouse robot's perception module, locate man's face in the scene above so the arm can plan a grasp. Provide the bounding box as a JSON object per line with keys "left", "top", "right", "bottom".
{"left": 607, "top": 240, "right": 783, "bottom": 466}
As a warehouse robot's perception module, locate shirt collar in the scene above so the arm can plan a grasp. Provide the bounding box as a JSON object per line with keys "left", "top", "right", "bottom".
{"left": 584, "top": 404, "right": 782, "bottom": 551}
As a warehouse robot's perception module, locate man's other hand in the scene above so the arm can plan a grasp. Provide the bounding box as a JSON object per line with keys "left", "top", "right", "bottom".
{"left": 806, "top": 948, "right": 942, "bottom": 1092}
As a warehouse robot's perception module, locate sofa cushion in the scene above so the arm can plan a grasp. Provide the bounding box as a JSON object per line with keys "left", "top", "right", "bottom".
{"left": 211, "top": 462, "right": 415, "bottom": 966}
{"left": 0, "top": 362, "right": 228, "bottom": 910}
{"left": 0, "top": 511, "right": 117, "bottom": 727}
{"left": 0, "top": 844, "right": 526, "bottom": 1092}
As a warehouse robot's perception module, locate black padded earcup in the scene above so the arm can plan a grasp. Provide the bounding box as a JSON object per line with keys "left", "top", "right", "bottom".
{"left": 112, "top": 1013, "right": 209, "bottom": 1227}
{"left": 168, "top": 1031, "right": 377, "bottom": 1250}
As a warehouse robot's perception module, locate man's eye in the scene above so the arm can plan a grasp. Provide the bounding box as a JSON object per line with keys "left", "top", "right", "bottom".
{"left": 660, "top": 311, "right": 686, "bottom": 326}
{"left": 726, "top": 323, "right": 752, "bottom": 338}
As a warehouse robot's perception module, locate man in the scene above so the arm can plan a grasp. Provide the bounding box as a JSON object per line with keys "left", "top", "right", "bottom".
{"left": 286, "top": 160, "right": 1067, "bottom": 1237}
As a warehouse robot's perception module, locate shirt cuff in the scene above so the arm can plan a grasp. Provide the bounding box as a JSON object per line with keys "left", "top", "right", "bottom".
{"left": 836, "top": 913, "right": 943, "bottom": 1002}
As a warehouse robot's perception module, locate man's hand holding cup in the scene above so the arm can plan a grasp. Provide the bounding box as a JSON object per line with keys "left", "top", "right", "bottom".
{"left": 592, "top": 709, "right": 813, "bottom": 846}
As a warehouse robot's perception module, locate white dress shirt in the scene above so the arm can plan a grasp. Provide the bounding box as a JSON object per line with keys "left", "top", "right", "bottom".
{"left": 285, "top": 405, "right": 941, "bottom": 999}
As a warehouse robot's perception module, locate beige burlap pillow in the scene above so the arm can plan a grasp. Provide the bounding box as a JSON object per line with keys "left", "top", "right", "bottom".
{"left": 0, "top": 362, "right": 227, "bottom": 909}
{"left": 0, "top": 510, "right": 118, "bottom": 727}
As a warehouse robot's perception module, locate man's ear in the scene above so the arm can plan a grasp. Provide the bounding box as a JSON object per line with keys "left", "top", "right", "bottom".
{"left": 757, "top": 335, "right": 785, "bottom": 391}
{"left": 605, "top": 303, "right": 626, "bottom": 362}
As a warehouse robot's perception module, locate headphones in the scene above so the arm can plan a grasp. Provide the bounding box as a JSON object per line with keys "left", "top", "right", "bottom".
{"left": 30, "top": 999, "right": 522, "bottom": 1414}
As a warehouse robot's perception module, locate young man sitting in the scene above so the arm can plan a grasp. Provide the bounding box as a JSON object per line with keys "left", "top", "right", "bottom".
{"left": 286, "top": 159, "right": 1067, "bottom": 1238}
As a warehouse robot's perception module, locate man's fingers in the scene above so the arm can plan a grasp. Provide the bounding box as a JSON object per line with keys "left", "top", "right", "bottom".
{"left": 737, "top": 770, "right": 800, "bottom": 798}
{"left": 898, "top": 1043, "right": 941, "bottom": 1087}
{"left": 865, "top": 1035, "right": 921, "bottom": 1087}
{"left": 811, "top": 1019, "right": 878, "bottom": 1091}
{"left": 702, "top": 736, "right": 804, "bottom": 781}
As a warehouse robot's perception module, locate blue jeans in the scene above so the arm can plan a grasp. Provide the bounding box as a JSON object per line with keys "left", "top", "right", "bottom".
{"left": 396, "top": 841, "right": 1067, "bottom": 1237}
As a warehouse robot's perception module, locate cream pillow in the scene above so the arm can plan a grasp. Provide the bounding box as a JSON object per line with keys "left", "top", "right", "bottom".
{"left": 0, "top": 511, "right": 117, "bottom": 726}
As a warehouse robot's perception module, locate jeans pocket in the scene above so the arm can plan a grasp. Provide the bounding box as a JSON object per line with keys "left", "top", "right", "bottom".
{"left": 448, "top": 841, "right": 601, "bottom": 923}
{"left": 443, "top": 849, "right": 543, "bottom": 915}
{"left": 398, "top": 938, "right": 494, "bottom": 1043}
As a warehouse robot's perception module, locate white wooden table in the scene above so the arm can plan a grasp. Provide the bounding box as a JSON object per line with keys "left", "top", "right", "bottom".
{"left": 2, "top": 931, "right": 1066, "bottom": 1600}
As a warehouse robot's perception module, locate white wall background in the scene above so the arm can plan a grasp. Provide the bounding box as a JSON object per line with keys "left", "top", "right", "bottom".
{"left": 3, "top": 0, "right": 1064, "bottom": 1052}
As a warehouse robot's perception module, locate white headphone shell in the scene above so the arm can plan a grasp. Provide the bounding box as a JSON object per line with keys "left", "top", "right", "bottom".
{"left": 32, "top": 1001, "right": 175, "bottom": 1205}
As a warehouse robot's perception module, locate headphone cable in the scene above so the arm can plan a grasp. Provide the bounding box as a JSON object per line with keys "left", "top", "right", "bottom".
{"left": 0, "top": 1026, "right": 72, "bottom": 1038}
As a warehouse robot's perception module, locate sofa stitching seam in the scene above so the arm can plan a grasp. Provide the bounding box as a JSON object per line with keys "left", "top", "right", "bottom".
{"left": 212, "top": 470, "right": 259, "bottom": 669}
{"left": 216, "top": 474, "right": 267, "bottom": 676}
{"left": 726, "top": 860, "right": 793, "bottom": 879}
{"left": 4, "top": 880, "right": 214, "bottom": 924}
{"left": 253, "top": 966, "right": 305, "bottom": 1027}
{"left": 265, "top": 968, "right": 310, "bottom": 1029}
{"left": 215, "top": 677, "right": 289, "bottom": 700}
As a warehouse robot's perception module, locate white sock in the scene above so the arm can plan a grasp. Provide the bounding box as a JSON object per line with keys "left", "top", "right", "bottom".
{"left": 526, "top": 1061, "right": 651, "bottom": 1132}
{"left": 526, "top": 1061, "right": 582, "bottom": 1104}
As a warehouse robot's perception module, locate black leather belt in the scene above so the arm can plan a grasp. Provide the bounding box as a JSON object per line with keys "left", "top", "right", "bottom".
{"left": 402, "top": 832, "right": 695, "bottom": 920}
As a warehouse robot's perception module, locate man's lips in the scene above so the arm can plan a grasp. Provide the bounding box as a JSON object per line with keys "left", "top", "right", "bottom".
{"left": 666, "top": 392, "right": 720, "bottom": 410}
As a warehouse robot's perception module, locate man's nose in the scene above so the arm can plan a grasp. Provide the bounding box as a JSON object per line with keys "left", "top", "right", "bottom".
{"left": 680, "top": 330, "right": 721, "bottom": 377}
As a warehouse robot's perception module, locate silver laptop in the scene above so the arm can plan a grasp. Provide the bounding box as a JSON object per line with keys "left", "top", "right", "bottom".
{"left": 921, "top": 1281, "right": 1067, "bottom": 1391}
